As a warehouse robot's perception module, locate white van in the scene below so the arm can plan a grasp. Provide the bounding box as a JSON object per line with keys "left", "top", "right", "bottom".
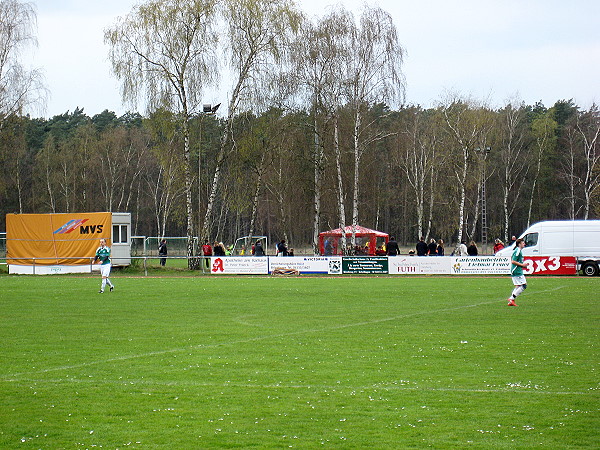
{"left": 495, "top": 220, "right": 600, "bottom": 276}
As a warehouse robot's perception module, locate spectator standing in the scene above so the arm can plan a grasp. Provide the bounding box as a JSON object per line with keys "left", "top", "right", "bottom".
{"left": 436, "top": 239, "right": 445, "bottom": 256}
{"left": 427, "top": 238, "right": 437, "bottom": 255}
{"left": 416, "top": 237, "right": 428, "bottom": 256}
{"left": 458, "top": 241, "right": 468, "bottom": 256}
{"left": 467, "top": 241, "right": 479, "bottom": 256}
{"left": 202, "top": 240, "right": 213, "bottom": 269}
{"left": 213, "top": 241, "right": 226, "bottom": 257}
{"left": 493, "top": 239, "right": 505, "bottom": 254}
{"left": 276, "top": 239, "right": 288, "bottom": 256}
{"left": 158, "top": 239, "right": 167, "bottom": 266}
{"left": 254, "top": 240, "right": 265, "bottom": 256}
{"left": 386, "top": 236, "right": 400, "bottom": 256}
{"left": 324, "top": 238, "right": 333, "bottom": 256}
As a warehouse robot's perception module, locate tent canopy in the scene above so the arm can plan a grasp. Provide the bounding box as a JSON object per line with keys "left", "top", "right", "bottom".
{"left": 318, "top": 225, "right": 389, "bottom": 256}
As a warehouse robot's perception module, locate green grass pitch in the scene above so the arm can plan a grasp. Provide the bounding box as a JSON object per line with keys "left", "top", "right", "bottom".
{"left": 1, "top": 275, "right": 598, "bottom": 448}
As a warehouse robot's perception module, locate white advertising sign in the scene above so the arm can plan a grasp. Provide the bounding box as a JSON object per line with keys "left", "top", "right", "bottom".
{"left": 388, "top": 256, "right": 453, "bottom": 274}
{"left": 451, "top": 257, "right": 511, "bottom": 275}
{"left": 269, "top": 256, "right": 342, "bottom": 274}
{"left": 210, "top": 257, "right": 268, "bottom": 274}
{"left": 388, "top": 256, "right": 420, "bottom": 274}
{"left": 418, "top": 257, "right": 453, "bottom": 274}
{"left": 8, "top": 264, "right": 92, "bottom": 275}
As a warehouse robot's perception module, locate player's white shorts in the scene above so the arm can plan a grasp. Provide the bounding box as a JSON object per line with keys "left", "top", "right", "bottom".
{"left": 511, "top": 275, "right": 526, "bottom": 286}
{"left": 100, "top": 264, "right": 112, "bottom": 278}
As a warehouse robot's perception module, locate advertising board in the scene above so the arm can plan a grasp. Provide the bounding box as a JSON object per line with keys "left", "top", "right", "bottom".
{"left": 388, "top": 256, "right": 453, "bottom": 274}
{"left": 451, "top": 257, "right": 511, "bottom": 275}
{"left": 7, "top": 212, "right": 112, "bottom": 266}
{"left": 268, "top": 256, "right": 342, "bottom": 274}
{"left": 210, "top": 257, "right": 268, "bottom": 274}
{"left": 523, "top": 256, "right": 577, "bottom": 275}
{"left": 342, "top": 257, "right": 388, "bottom": 274}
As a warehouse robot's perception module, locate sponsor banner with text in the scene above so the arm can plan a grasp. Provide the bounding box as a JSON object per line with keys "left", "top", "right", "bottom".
{"left": 210, "top": 257, "right": 268, "bottom": 274}
{"left": 388, "top": 256, "right": 453, "bottom": 274}
{"left": 7, "top": 212, "right": 112, "bottom": 265}
{"left": 451, "top": 257, "right": 511, "bottom": 275}
{"left": 207, "top": 255, "right": 576, "bottom": 275}
{"left": 269, "top": 256, "right": 342, "bottom": 274}
{"left": 342, "top": 257, "right": 388, "bottom": 274}
{"left": 523, "top": 256, "right": 577, "bottom": 275}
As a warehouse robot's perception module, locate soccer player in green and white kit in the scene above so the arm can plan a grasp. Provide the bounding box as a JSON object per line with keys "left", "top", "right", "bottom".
{"left": 507, "top": 238, "right": 527, "bottom": 306}
{"left": 93, "top": 238, "right": 114, "bottom": 293}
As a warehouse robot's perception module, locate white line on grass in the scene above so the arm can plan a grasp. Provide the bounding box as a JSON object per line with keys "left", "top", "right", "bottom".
{"left": 5, "top": 376, "right": 592, "bottom": 396}
{"left": 2, "top": 285, "right": 567, "bottom": 381}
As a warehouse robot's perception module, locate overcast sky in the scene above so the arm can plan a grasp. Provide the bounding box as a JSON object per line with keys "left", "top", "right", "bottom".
{"left": 29, "top": 0, "right": 600, "bottom": 118}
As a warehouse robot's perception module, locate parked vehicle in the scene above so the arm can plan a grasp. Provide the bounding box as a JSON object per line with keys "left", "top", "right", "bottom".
{"left": 495, "top": 220, "right": 600, "bottom": 276}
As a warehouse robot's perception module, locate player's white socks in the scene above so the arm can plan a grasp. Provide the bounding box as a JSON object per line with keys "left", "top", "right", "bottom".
{"left": 511, "top": 285, "right": 524, "bottom": 299}
{"left": 100, "top": 279, "right": 113, "bottom": 292}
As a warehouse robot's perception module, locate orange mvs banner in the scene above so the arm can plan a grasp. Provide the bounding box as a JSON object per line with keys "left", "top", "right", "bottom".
{"left": 6, "top": 212, "right": 112, "bottom": 265}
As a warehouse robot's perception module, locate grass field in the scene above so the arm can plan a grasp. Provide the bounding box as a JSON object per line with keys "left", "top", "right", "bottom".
{"left": 1, "top": 274, "right": 598, "bottom": 448}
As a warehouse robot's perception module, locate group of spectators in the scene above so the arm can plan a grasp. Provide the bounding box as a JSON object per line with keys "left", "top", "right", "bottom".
{"left": 393, "top": 235, "right": 510, "bottom": 257}
{"left": 414, "top": 237, "right": 445, "bottom": 256}
{"left": 158, "top": 234, "right": 516, "bottom": 266}
{"left": 275, "top": 239, "right": 295, "bottom": 256}
{"left": 201, "top": 239, "right": 267, "bottom": 257}
{"left": 200, "top": 238, "right": 299, "bottom": 258}
{"left": 455, "top": 240, "right": 479, "bottom": 256}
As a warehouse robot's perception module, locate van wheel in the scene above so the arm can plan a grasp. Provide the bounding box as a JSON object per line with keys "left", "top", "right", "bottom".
{"left": 581, "top": 262, "right": 599, "bottom": 277}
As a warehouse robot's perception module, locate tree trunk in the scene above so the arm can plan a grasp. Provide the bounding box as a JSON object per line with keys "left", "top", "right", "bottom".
{"left": 202, "top": 57, "right": 251, "bottom": 243}
{"left": 333, "top": 113, "right": 346, "bottom": 253}
{"left": 312, "top": 115, "right": 323, "bottom": 255}
{"left": 425, "top": 167, "right": 434, "bottom": 240}
{"left": 351, "top": 109, "right": 361, "bottom": 250}
{"left": 182, "top": 116, "right": 197, "bottom": 269}
{"left": 455, "top": 146, "right": 468, "bottom": 247}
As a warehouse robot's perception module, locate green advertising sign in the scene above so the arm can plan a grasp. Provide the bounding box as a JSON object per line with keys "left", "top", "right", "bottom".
{"left": 342, "top": 257, "right": 389, "bottom": 274}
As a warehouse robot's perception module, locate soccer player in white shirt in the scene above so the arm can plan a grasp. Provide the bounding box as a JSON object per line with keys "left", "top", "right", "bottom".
{"left": 508, "top": 238, "right": 527, "bottom": 306}
{"left": 93, "top": 238, "right": 114, "bottom": 293}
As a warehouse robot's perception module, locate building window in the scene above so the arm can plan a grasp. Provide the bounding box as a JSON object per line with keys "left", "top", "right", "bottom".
{"left": 113, "top": 225, "right": 129, "bottom": 244}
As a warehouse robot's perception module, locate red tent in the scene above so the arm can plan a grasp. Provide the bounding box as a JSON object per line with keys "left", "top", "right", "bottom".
{"left": 319, "top": 225, "right": 389, "bottom": 256}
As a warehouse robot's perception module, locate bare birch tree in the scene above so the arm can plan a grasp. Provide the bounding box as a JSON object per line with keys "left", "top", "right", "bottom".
{"left": 575, "top": 104, "right": 600, "bottom": 219}
{"left": 561, "top": 126, "right": 579, "bottom": 219}
{"left": 35, "top": 134, "right": 57, "bottom": 212}
{"left": 105, "top": 0, "right": 219, "bottom": 267}
{"left": 400, "top": 106, "right": 438, "bottom": 239}
{"left": 201, "top": 0, "right": 302, "bottom": 242}
{"left": 147, "top": 152, "right": 185, "bottom": 240}
{"left": 0, "top": 0, "right": 46, "bottom": 124}
{"left": 344, "top": 5, "right": 404, "bottom": 249}
{"left": 441, "top": 96, "right": 493, "bottom": 248}
{"left": 498, "top": 100, "right": 530, "bottom": 241}
{"left": 289, "top": 6, "right": 352, "bottom": 252}
{"left": 528, "top": 110, "right": 557, "bottom": 226}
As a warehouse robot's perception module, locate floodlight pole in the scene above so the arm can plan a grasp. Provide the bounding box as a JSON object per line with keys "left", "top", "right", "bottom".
{"left": 475, "top": 147, "right": 491, "bottom": 254}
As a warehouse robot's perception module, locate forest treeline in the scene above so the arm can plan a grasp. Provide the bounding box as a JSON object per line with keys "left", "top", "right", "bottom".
{"left": 0, "top": 0, "right": 598, "bottom": 256}
{"left": 0, "top": 98, "right": 598, "bottom": 252}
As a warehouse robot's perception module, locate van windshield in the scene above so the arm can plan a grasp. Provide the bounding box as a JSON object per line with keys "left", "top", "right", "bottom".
{"left": 523, "top": 232, "right": 538, "bottom": 247}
